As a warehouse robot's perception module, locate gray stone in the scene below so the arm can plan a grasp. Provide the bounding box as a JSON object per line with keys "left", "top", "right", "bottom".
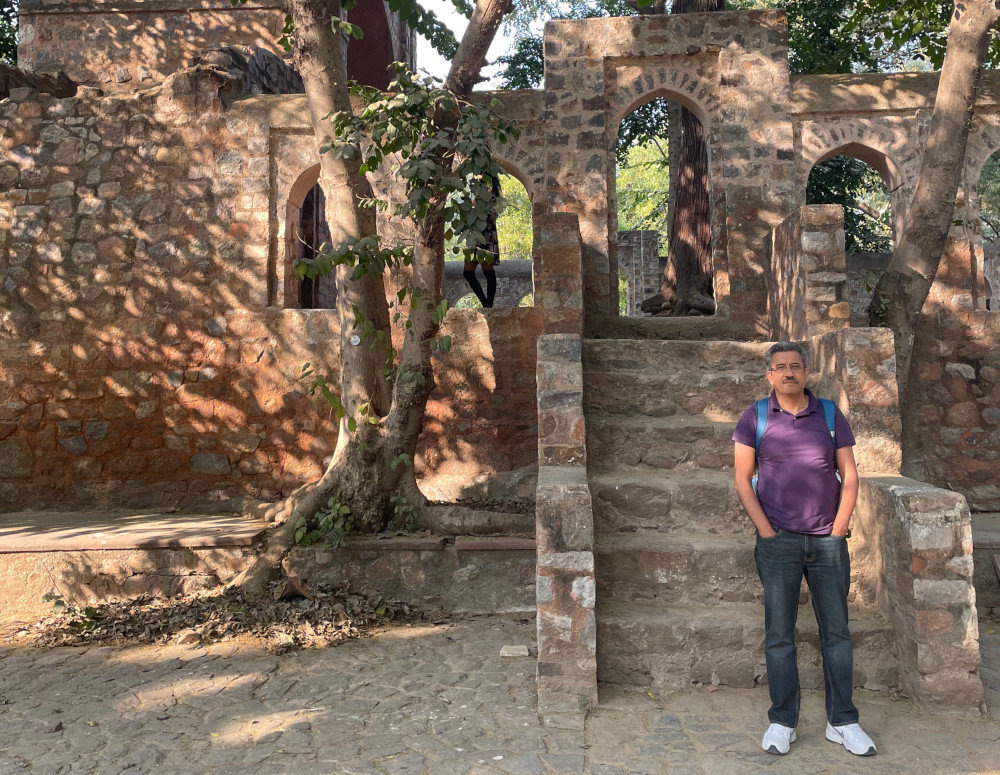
{"left": 205, "top": 317, "right": 227, "bottom": 337}
{"left": 1, "top": 439, "right": 36, "bottom": 479}
{"left": 190, "top": 453, "right": 231, "bottom": 475}
{"left": 59, "top": 436, "right": 88, "bottom": 455}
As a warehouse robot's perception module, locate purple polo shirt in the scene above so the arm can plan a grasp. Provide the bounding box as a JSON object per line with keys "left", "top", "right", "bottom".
{"left": 732, "top": 389, "right": 855, "bottom": 534}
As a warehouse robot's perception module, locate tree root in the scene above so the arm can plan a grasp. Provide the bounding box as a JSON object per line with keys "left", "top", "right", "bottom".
{"left": 230, "top": 475, "right": 340, "bottom": 600}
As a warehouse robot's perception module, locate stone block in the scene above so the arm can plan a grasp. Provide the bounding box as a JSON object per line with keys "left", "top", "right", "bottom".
{"left": 0, "top": 439, "right": 33, "bottom": 478}
{"left": 912, "top": 578, "right": 973, "bottom": 605}
{"left": 190, "top": 453, "right": 231, "bottom": 475}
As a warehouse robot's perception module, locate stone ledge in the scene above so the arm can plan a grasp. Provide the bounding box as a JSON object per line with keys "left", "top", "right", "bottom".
{"left": 0, "top": 510, "right": 267, "bottom": 552}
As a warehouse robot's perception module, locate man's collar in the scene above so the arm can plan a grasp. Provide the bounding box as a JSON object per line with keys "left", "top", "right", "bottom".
{"left": 768, "top": 388, "right": 816, "bottom": 414}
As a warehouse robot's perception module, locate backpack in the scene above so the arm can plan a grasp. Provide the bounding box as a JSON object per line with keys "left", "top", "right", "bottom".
{"left": 751, "top": 397, "right": 837, "bottom": 494}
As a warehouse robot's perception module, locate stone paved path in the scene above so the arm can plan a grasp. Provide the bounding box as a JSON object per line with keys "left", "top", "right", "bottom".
{"left": 0, "top": 615, "right": 997, "bottom": 775}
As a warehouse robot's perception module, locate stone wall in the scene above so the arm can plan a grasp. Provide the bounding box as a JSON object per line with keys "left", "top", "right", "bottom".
{"left": 770, "top": 205, "right": 851, "bottom": 341}
{"left": 854, "top": 476, "right": 982, "bottom": 708}
{"left": 284, "top": 536, "right": 536, "bottom": 615}
{"left": 617, "top": 230, "right": 661, "bottom": 318}
{"left": 443, "top": 259, "right": 533, "bottom": 309}
{"left": 17, "top": 0, "right": 411, "bottom": 93}
{"left": 0, "top": 77, "right": 550, "bottom": 510}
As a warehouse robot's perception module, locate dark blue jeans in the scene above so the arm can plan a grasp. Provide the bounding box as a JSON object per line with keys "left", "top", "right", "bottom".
{"left": 754, "top": 530, "right": 859, "bottom": 728}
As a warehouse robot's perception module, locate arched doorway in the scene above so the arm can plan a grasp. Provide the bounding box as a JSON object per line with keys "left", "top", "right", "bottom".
{"left": 807, "top": 150, "right": 896, "bottom": 326}
{"left": 285, "top": 165, "right": 336, "bottom": 310}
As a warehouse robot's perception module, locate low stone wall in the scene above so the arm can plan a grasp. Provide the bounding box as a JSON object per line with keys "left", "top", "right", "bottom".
{"left": 770, "top": 205, "right": 851, "bottom": 341}
{"left": 0, "top": 545, "right": 251, "bottom": 626}
{"left": 283, "top": 536, "right": 536, "bottom": 614}
{"left": 854, "top": 476, "right": 983, "bottom": 708}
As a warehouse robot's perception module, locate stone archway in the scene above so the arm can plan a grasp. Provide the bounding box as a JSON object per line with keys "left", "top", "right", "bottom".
{"left": 282, "top": 163, "right": 336, "bottom": 309}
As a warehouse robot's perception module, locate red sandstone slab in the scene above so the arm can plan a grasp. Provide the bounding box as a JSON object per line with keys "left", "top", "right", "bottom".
{"left": 454, "top": 536, "right": 537, "bottom": 552}
{"left": 972, "top": 513, "right": 1000, "bottom": 550}
{"left": 0, "top": 510, "right": 267, "bottom": 552}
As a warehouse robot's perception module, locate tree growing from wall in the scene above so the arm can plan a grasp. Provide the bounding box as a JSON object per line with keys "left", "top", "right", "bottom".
{"left": 232, "top": 0, "right": 515, "bottom": 598}
{"left": 864, "top": 0, "right": 1000, "bottom": 475}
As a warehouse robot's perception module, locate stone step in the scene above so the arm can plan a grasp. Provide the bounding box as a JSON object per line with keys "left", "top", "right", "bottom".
{"left": 586, "top": 415, "right": 736, "bottom": 471}
{"left": 420, "top": 504, "right": 535, "bottom": 535}
{"left": 596, "top": 599, "right": 899, "bottom": 692}
{"left": 595, "top": 532, "right": 759, "bottom": 604}
{"left": 587, "top": 314, "right": 756, "bottom": 341}
{"left": 582, "top": 339, "right": 770, "bottom": 379}
{"left": 589, "top": 469, "right": 747, "bottom": 535}
{"left": 583, "top": 369, "right": 761, "bottom": 421}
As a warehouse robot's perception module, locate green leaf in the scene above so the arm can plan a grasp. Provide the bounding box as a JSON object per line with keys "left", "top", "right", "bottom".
{"left": 347, "top": 417, "right": 357, "bottom": 432}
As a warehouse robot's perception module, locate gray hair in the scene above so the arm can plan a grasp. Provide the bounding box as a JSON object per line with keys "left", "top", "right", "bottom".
{"left": 765, "top": 341, "right": 808, "bottom": 370}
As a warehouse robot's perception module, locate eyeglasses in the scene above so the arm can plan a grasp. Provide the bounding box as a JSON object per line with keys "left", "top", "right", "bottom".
{"left": 769, "top": 363, "right": 805, "bottom": 374}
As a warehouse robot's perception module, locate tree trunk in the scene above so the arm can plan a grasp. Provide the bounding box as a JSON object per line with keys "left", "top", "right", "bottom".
{"left": 869, "top": 0, "right": 1000, "bottom": 465}
{"left": 662, "top": 104, "right": 715, "bottom": 315}
{"left": 0, "top": 62, "right": 77, "bottom": 99}
{"left": 234, "top": 0, "right": 511, "bottom": 599}
{"left": 645, "top": 0, "right": 720, "bottom": 316}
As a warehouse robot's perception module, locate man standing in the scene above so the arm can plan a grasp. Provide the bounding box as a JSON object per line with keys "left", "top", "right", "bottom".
{"left": 732, "top": 342, "right": 876, "bottom": 757}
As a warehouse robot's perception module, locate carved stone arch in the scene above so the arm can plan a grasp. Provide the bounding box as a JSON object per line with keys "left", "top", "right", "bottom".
{"left": 964, "top": 111, "right": 1000, "bottom": 184}
{"left": 798, "top": 119, "right": 917, "bottom": 242}
{"left": 963, "top": 112, "right": 1000, "bottom": 307}
{"left": 604, "top": 62, "right": 724, "bottom": 316}
{"left": 812, "top": 141, "right": 906, "bottom": 195}
{"left": 798, "top": 119, "right": 917, "bottom": 196}
{"left": 605, "top": 63, "right": 720, "bottom": 133}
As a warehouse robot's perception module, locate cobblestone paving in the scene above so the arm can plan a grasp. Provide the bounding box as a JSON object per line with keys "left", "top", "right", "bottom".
{"left": 0, "top": 615, "right": 997, "bottom": 775}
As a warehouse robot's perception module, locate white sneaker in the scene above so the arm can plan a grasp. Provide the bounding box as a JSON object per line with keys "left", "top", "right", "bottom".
{"left": 761, "top": 723, "right": 796, "bottom": 755}
{"left": 826, "top": 722, "right": 877, "bottom": 756}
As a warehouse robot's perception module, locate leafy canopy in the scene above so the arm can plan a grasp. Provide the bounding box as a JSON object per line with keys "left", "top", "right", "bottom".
{"left": 296, "top": 64, "right": 519, "bottom": 408}
{"left": 1, "top": 0, "right": 16, "bottom": 65}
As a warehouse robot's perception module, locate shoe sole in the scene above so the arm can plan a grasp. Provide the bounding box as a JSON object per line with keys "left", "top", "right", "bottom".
{"left": 763, "top": 730, "right": 796, "bottom": 755}
{"left": 825, "top": 728, "right": 876, "bottom": 756}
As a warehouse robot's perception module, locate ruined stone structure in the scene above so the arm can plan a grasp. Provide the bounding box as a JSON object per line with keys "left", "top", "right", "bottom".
{"left": 1, "top": 4, "right": 995, "bottom": 714}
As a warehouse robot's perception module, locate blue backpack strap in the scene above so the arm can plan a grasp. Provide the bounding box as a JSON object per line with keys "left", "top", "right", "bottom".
{"left": 820, "top": 398, "right": 837, "bottom": 447}
{"left": 754, "top": 397, "right": 769, "bottom": 455}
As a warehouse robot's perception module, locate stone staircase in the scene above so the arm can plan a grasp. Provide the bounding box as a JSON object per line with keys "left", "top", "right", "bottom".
{"left": 582, "top": 337, "right": 899, "bottom": 693}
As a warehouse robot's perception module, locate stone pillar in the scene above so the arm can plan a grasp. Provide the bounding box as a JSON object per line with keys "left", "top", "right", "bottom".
{"left": 770, "top": 205, "right": 850, "bottom": 340}
{"left": 542, "top": 21, "right": 612, "bottom": 319}
{"left": 854, "top": 477, "right": 983, "bottom": 709}
{"left": 536, "top": 213, "right": 585, "bottom": 334}
{"left": 535, "top": 333, "right": 597, "bottom": 713}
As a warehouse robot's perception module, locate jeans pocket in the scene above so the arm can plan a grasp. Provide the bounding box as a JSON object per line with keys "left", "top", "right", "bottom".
{"left": 758, "top": 529, "right": 783, "bottom": 541}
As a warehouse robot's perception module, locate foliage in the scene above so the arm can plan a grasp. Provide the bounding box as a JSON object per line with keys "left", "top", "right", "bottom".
{"left": 619, "top": 271, "right": 629, "bottom": 315}
{"left": 616, "top": 139, "right": 671, "bottom": 245}
{"left": 388, "top": 490, "right": 418, "bottom": 530}
{"left": 807, "top": 155, "right": 893, "bottom": 254}
{"left": 232, "top": 0, "right": 462, "bottom": 59}
{"left": 312, "top": 64, "right": 519, "bottom": 265}
{"left": 1, "top": 0, "right": 15, "bottom": 65}
{"left": 842, "top": 0, "right": 1000, "bottom": 69}
{"left": 978, "top": 151, "right": 1000, "bottom": 245}
{"left": 295, "top": 65, "right": 517, "bottom": 430}
{"left": 41, "top": 593, "right": 100, "bottom": 632}
{"left": 455, "top": 292, "right": 484, "bottom": 308}
{"left": 295, "top": 497, "right": 355, "bottom": 548}
{"left": 496, "top": 173, "right": 532, "bottom": 261}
